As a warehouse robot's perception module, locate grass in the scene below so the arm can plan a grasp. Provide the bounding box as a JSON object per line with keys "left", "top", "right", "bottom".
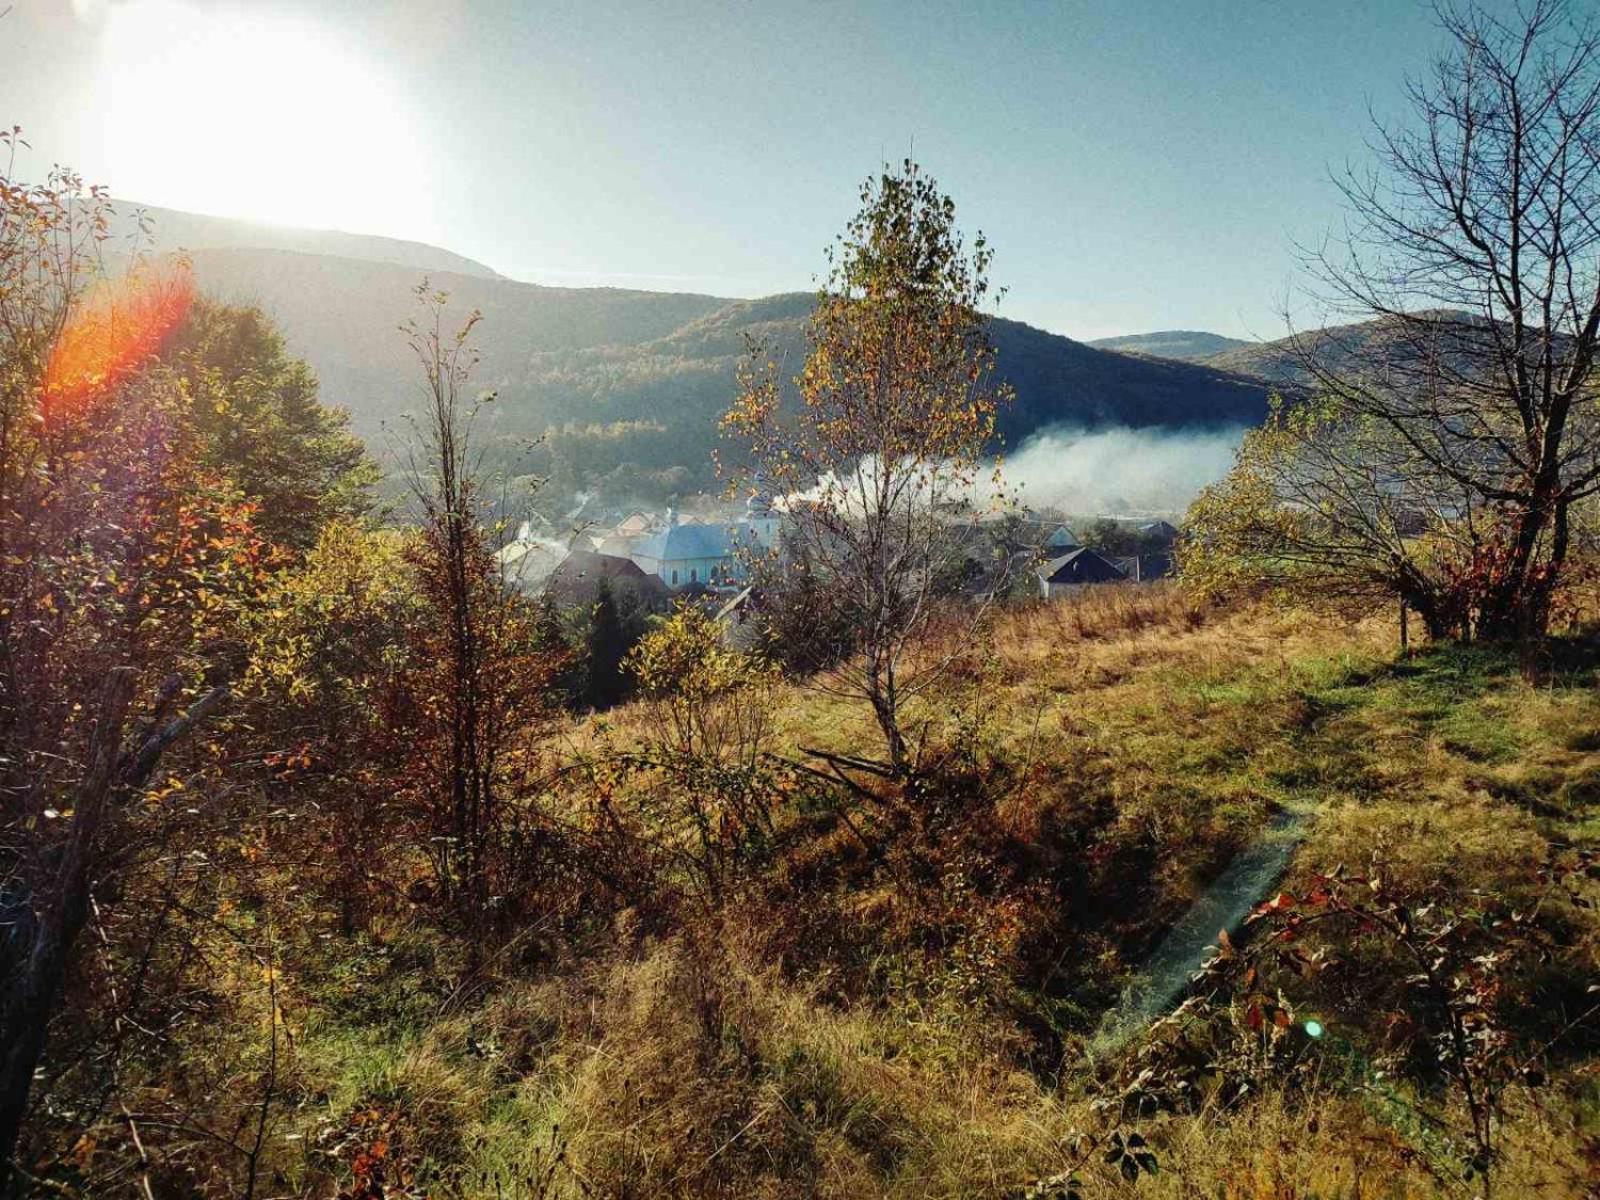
{"left": 138, "top": 585, "right": 1600, "bottom": 1197}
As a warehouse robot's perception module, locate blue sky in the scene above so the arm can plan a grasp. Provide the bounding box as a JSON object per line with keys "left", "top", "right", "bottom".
{"left": 3, "top": 0, "right": 1454, "bottom": 338}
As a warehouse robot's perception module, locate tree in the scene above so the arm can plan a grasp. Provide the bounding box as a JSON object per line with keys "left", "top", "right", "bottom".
{"left": 582, "top": 576, "right": 629, "bottom": 711}
{"left": 398, "top": 282, "right": 552, "bottom": 929}
{"left": 1212, "top": 0, "right": 1600, "bottom": 640}
{"left": 723, "top": 160, "right": 1012, "bottom": 778}
{"left": 623, "top": 603, "right": 783, "bottom": 899}
{"left": 1078, "top": 518, "right": 1166, "bottom": 559}
{"left": 0, "top": 152, "right": 262, "bottom": 1183}
{"left": 160, "top": 299, "right": 375, "bottom": 550}
{"left": 1182, "top": 395, "right": 1496, "bottom": 638}
{"left": 244, "top": 520, "right": 423, "bottom": 933}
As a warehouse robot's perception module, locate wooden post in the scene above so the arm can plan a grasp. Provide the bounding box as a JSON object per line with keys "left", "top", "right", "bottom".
{"left": 1399, "top": 596, "right": 1409, "bottom": 654}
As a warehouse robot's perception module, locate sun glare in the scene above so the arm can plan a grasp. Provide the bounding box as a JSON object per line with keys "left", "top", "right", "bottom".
{"left": 43, "top": 264, "right": 196, "bottom": 420}
{"left": 94, "top": 1, "right": 434, "bottom": 238}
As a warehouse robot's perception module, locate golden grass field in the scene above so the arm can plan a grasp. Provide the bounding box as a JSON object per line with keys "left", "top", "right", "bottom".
{"left": 174, "top": 585, "right": 1600, "bottom": 1198}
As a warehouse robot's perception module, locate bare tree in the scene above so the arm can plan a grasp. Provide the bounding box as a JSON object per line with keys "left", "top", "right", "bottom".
{"left": 398, "top": 283, "right": 551, "bottom": 931}
{"left": 723, "top": 161, "right": 1012, "bottom": 779}
{"left": 1279, "top": 0, "right": 1600, "bottom": 639}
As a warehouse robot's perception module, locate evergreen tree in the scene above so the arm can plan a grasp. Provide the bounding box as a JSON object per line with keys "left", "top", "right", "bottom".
{"left": 583, "top": 577, "right": 629, "bottom": 710}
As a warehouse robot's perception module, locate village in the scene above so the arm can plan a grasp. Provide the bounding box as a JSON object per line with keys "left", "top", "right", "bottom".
{"left": 497, "top": 492, "right": 1184, "bottom": 635}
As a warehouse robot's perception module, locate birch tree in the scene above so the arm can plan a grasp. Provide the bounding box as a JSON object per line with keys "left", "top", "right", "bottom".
{"left": 723, "top": 161, "right": 1011, "bottom": 779}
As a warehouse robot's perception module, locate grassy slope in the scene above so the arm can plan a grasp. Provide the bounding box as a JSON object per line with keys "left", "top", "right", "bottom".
{"left": 268, "top": 591, "right": 1598, "bottom": 1198}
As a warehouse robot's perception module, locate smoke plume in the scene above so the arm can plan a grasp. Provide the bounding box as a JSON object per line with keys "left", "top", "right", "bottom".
{"left": 999, "top": 425, "right": 1244, "bottom": 516}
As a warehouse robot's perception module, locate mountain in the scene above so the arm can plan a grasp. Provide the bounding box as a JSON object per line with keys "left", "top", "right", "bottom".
{"left": 1201, "top": 309, "right": 1485, "bottom": 385}
{"left": 181, "top": 246, "right": 729, "bottom": 431}
{"left": 117, "top": 201, "right": 503, "bottom": 281}
{"left": 1203, "top": 332, "right": 1316, "bottom": 383}
{"left": 1088, "top": 330, "right": 1250, "bottom": 362}
{"left": 502, "top": 292, "right": 1275, "bottom": 498}
{"left": 150, "top": 215, "right": 1276, "bottom": 504}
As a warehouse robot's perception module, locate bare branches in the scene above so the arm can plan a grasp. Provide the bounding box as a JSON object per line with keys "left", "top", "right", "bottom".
{"left": 1222, "top": 0, "right": 1600, "bottom": 640}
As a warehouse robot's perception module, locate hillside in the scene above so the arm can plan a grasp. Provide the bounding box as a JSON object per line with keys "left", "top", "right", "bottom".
{"left": 180, "top": 246, "right": 1275, "bottom": 498}
{"left": 1089, "top": 329, "right": 1249, "bottom": 361}
{"left": 1200, "top": 309, "right": 1486, "bottom": 385}
{"left": 1202, "top": 327, "right": 1322, "bottom": 383}
{"left": 135, "top": 586, "right": 1600, "bottom": 1197}
{"left": 183, "top": 246, "right": 728, "bottom": 428}
{"left": 118, "top": 201, "right": 504, "bottom": 280}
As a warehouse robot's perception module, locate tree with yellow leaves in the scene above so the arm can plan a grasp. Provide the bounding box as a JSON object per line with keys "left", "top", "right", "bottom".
{"left": 722, "top": 161, "right": 1012, "bottom": 780}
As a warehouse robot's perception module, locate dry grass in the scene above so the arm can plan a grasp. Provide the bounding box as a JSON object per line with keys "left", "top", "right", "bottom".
{"left": 219, "top": 586, "right": 1600, "bottom": 1197}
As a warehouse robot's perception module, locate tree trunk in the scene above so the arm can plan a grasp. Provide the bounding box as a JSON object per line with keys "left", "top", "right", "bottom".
{"left": 1477, "top": 492, "right": 1563, "bottom": 643}
{"left": 0, "top": 679, "right": 223, "bottom": 1189}
{"left": 0, "top": 672, "right": 131, "bottom": 1190}
{"left": 0, "top": 897, "right": 87, "bottom": 1192}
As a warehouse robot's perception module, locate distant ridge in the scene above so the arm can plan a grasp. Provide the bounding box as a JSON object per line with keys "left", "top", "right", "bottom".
{"left": 118, "top": 205, "right": 1280, "bottom": 497}
{"left": 1089, "top": 330, "right": 1250, "bottom": 362}
{"left": 1200, "top": 309, "right": 1483, "bottom": 384}
{"left": 175, "top": 251, "right": 1273, "bottom": 454}
{"left": 113, "top": 201, "right": 504, "bottom": 281}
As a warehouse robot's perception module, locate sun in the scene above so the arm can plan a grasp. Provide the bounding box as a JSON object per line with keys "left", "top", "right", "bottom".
{"left": 94, "top": 1, "right": 435, "bottom": 238}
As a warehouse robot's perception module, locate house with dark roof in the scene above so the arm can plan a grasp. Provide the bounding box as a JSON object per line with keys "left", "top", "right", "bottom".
{"left": 1037, "top": 547, "right": 1128, "bottom": 599}
{"left": 544, "top": 550, "right": 669, "bottom": 611}
{"left": 1113, "top": 552, "right": 1175, "bottom": 583}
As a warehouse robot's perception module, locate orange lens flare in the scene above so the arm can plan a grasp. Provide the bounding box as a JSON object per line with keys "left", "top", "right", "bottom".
{"left": 42, "top": 265, "right": 196, "bottom": 419}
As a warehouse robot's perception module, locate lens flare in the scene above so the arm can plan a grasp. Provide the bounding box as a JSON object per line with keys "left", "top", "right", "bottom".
{"left": 42, "top": 264, "right": 195, "bottom": 419}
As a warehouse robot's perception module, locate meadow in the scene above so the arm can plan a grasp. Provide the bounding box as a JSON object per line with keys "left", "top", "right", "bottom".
{"left": 179, "top": 585, "right": 1599, "bottom": 1199}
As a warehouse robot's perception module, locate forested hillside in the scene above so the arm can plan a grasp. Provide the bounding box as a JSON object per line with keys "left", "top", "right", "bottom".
{"left": 184, "top": 249, "right": 1275, "bottom": 500}
{"left": 1198, "top": 311, "right": 1484, "bottom": 385}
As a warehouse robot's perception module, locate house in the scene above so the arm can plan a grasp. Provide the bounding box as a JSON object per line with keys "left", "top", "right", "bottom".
{"left": 613, "top": 511, "right": 655, "bottom": 539}
{"left": 1037, "top": 547, "right": 1128, "bottom": 599}
{"left": 944, "top": 516, "right": 1077, "bottom": 563}
{"left": 544, "top": 550, "right": 669, "bottom": 611}
{"left": 496, "top": 537, "right": 567, "bottom": 592}
{"left": 1113, "top": 552, "right": 1175, "bottom": 583}
{"left": 1139, "top": 519, "right": 1180, "bottom": 545}
{"left": 713, "top": 585, "right": 764, "bottom": 650}
{"left": 596, "top": 532, "right": 641, "bottom": 558}
{"left": 1042, "top": 523, "right": 1081, "bottom": 552}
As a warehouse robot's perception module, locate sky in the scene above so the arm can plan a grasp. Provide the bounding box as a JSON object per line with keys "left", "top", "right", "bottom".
{"left": 2, "top": 0, "right": 1458, "bottom": 340}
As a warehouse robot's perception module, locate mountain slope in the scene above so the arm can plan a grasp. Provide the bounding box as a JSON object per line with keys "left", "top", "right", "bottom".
{"left": 1088, "top": 330, "right": 1249, "bottom": 361}
{"left": 1203, "top": 331, "right": 1317, "bottom": 382}
{"left": 174, "top": 243, "right": 1275, "bottom": 500}
{"left": 119, "top": 202, "right": 504, "bottom": 280}
{"left": 522, "top": 292, "right": 1274, "bottom": 452}
{"left": 1201, "top": 310, "right": 1485, "bottom": 384}
{"left": 184, "top": 246, "right": 729, "bottom": 430}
